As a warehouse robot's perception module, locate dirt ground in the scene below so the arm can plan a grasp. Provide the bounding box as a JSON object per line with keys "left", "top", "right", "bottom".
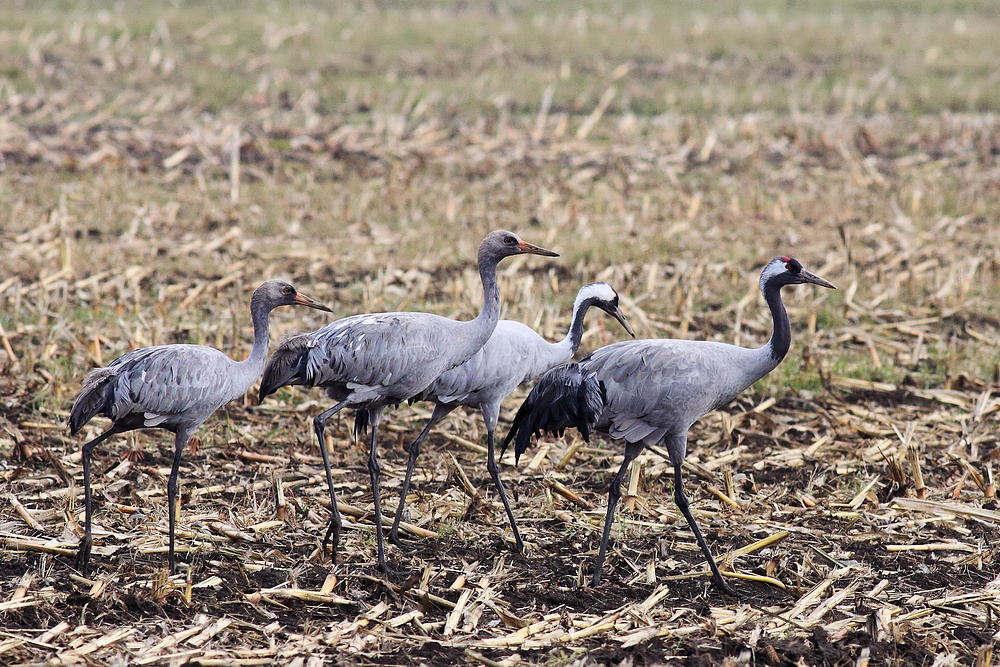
{"left": 2, "top": 2, "right": 1000, "bottom": 665}
{"left": 4, "top": 384, "right": 999, "bottom": 666}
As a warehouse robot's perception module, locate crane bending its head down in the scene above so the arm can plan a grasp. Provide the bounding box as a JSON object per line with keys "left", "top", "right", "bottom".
{"left": 503, "top": 256, "right": 835, "bottom": 593}
{"left": 384, "top": 280, "right": 634, "bottom": 553}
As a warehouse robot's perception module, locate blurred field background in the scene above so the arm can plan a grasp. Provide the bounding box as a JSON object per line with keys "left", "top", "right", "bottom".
{"left": 2, "top": 1, "right": 1000, "bottom": 665}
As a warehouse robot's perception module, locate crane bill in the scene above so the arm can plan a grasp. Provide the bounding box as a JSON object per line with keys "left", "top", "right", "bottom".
{"left": 611, "top": 306, "right": 635, "bottom": 338}
{"left": 294, "top": 293, "right": 334, "bottom": 312}
{"left": 800, "top": 269, "right": 837, "bottom": 290}
{"left": 517, "top": 241, "right": 559, "bottom": 257}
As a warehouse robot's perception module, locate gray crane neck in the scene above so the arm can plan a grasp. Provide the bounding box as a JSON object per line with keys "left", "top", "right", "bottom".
{"left": 237, "top": 297, "right": 275, "bottom": 383}
{"left": 469, "top": 252, "right": 503, "bottom": 337}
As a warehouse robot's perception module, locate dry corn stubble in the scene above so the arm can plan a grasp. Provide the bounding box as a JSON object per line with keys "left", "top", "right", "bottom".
{"left": 2, "top": 1, "right": 1000, "bottom": 665}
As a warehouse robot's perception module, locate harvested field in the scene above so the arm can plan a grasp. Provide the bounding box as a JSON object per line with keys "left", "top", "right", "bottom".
{"left": 2, "top": 1, "right": 1000, "bottom": 665}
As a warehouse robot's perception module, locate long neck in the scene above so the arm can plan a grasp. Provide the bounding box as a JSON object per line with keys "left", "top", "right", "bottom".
{"left": 551, "top": 296, "right": 592, "bottom": 361}
{"left": 735, "top": 280, "right": 791, "bottom": 391}
{"left": 463, "top": 248, "right": 503, "bottom": 353}
{"left": 233, "top": 298, "right": 273, "bottom": 393}
{"left": 763, "top": 280, "right": 791, "bottom": 363}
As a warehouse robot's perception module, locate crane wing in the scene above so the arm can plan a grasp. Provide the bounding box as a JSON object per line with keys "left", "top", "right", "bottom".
{"left": 305, "top": 312, "right": 468, "bottom": 398}
{"left": 101, "top": 345, "right": 236, "bottom": 424}
{"left": 582, "top": 339, "right": 750, "bottom": 444}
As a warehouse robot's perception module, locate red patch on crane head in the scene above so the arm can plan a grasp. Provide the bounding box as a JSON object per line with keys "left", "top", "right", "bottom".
{"left": 783, "top": 257, "right": 803, "bottom": 274}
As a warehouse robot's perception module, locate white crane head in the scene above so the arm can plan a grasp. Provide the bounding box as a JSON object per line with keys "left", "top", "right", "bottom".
{"left": 479, "top": 230, "right": 559, "bottom": 261}
{"left": 759, "top": 257, "right": 837, "bottom": 293}
{"left": 252, "top": 280, "right": 333, "bottom": 312}
{"left": 576, "top": 282, "right": 635, "bottom": 338}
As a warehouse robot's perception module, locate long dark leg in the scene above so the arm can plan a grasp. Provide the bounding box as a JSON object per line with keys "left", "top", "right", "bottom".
{"left": 366, "top": 407, "right": 387, "bottom": 570}
{"left": 75, "top": 427, "right": 120, "bottom": 576}
{"left": 486, "top": 428, "right": 525, "bottom": 552}
{"left": 314, "top": 400, "right": 350, "bottom": 559}
{"left": 166, "top": 429, "right": 193, "bottom": 574}
{"left": 389, "top": 403, "right": 451, "bottom": 546}
{"left": 673, "top": 462, "right": 736, "bottom": 596}
{"left": 482, "top": 404, "right": 524, "bottom": 552}
{"left": 592, "top": 440, "right": 644, "bottom": 586}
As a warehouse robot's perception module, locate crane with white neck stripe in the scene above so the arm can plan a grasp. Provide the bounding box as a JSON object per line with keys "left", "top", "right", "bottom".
{"left": 386, "top": 281, "right": 634, "bottom": 552}
{"left": 504, "top": 257, "right": 836, "bottom": 592}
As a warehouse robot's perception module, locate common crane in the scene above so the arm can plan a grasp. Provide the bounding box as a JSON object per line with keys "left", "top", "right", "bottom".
{"left": 387, "top": 281, "right": 634, "bottom": 551}
{"left": 503, "top": 257, "right": 835, "bottom": 592}
{"left": 69, "top": 280, "right": 331, "bottom": 575}
{"left": 258, "top": 230, "right": 558, "bottom": 570}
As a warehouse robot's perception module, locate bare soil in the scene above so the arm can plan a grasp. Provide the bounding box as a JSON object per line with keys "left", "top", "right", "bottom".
{"left": 2, "top": 2, "right": 1000, "bottom": 665}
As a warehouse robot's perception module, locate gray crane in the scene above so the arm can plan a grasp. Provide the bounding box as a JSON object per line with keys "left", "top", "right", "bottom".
{"left": 387, "top": 281, "right": 635, "bottom": 552}
{"left": 503, "top": 257, "right": 836, "bottom": 592}
{"left": 68, "top": 280, "right": 331, "bottom": 575}
{"left": 257, "top": 230, "right": 558, "bottom": 570}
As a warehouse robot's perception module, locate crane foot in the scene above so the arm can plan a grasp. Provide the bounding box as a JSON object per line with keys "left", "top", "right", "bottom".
{"left": 75, "top": 535, "right": 93, "bottom": 577}
{"left": 713, "top": 575, "right": 739, "bottom": 597}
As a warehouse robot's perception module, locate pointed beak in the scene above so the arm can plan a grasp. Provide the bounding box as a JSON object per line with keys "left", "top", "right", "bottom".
{"left": 294, "top": 293, "right": 334, "bottom": 312}
{"left": 799, "top": 269, "right": 837, "bottom": 290}
{"left": 606, "top": 304, "right": 635, "bottom": 338}
{"left": 517, "top": 241, "right": 559, "bottom": 257}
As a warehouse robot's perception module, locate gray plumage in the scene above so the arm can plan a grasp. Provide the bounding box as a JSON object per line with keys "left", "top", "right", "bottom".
{"left": 72, "top": 346, "right": 255, "bottom": 433}
{"left": 257, "top": 230, "right": 559, "bottom": 570}
{"left": 504, "top": 257, "right": 836, "bottom": 592}
{"left": 387, "top": 282, "right": 634, "bottom": 551}
{"left": 68, "top": 280, "right": 331, "bottom": 575}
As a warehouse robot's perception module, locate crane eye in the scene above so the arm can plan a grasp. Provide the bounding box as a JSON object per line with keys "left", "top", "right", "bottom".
{"left": 504, "top": 236, "right": 516, "bottom": 244}
{"left": 282, "top": 287, "right": 294, "bottom": 294}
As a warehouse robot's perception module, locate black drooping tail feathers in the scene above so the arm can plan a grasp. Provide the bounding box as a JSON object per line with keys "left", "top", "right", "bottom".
{"left": 501, "top": 362, "right": 607, "bottom": 464}
{"left": 68, "top": 368, "right": 117, "bottom": 435}
{"left": 258, "top": 336, "right": 311, "bottom": 403}
{"left": 353, "top": 409, "right": 372, "bottom": 440}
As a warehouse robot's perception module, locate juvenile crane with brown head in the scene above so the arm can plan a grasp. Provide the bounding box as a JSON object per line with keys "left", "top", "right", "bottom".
{"left": 258, "top": 230, "right": 558, "bottom": 570}
{"left": 69, "top": 280, "right": 331, "bottom": 575}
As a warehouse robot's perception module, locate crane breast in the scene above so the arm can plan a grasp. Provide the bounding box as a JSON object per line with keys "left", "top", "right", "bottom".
{"left": 427, "top": 320, "right": 547, "bottom": 405}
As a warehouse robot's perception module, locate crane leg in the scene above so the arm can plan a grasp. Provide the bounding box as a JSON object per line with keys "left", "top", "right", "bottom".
{"left": 673, "top": 462, "right": 737, "bottom": 596}
{"left": 166, "top": 429, "right": 192, "bottom": 574}
{"left": 75, "top": 427, "right": 119, "bottom": 576}
{"left": 485, "top": 428, "right": 524, "bottom": 553}
{"left": 365, "top": 408, "right": 387, "bottom": 571}
{"left": 314, "top": 401, "right": 349, "bottom": 560}
{"left": 592, "top": 441, "right": 643, "bottom": 586}
{"left": 389, "top": 405, "right": 450, "bottom": 546}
